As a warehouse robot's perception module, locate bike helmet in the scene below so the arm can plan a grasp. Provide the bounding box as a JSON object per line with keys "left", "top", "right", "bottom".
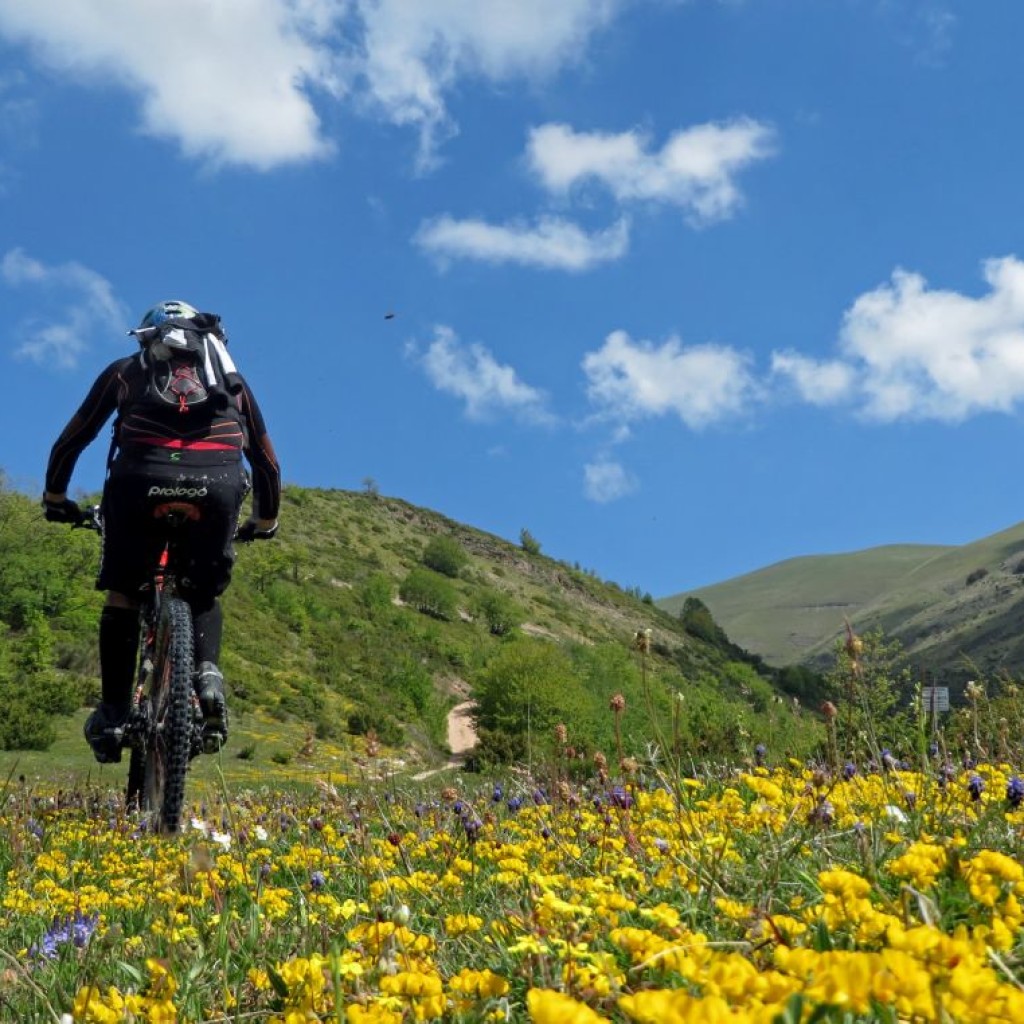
{"left": 138, "top": 300, "right": 200, "bottom": 329}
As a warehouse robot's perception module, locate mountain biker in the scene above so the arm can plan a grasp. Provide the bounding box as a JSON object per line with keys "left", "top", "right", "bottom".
{"left": 42, "top": 300, "right": 281, "bottom": 763}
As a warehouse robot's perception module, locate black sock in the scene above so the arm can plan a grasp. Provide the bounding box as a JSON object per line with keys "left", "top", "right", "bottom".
{"left": 99, "top": 606, "right": 140, "bottom": 708}
{"left": 191, "top": 597, "right": 223, "bottom": 667}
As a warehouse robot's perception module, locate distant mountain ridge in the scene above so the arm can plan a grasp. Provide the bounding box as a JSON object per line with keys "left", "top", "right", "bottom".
{"left": 659, "top": 520, "right": 1024, "bottom": 689}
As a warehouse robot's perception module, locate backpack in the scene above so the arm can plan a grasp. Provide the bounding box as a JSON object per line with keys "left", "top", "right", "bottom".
{"left": 107, "top": 312, "right": 246, "bottom": 466}
{"left": 132, "top": 311, "right": 243, "bottom": 414}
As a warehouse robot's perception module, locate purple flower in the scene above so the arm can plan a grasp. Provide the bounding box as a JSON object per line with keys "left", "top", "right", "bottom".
{"left": 463, "top": 817, "right": 483, "bottom": 843}
{"left": 491, "top": 784, "right": 503, "bottom": 803}
{"left": 842, "top": 762, "right": 857, "bottom": 781}
{"left": 968, "top": 774, "right": 984, "bottom": 801}
{"left": 310, "top": 870, "right": 327, "bottom": 891}
{"left": 31, "top": 913, "right": 98, "bottom": 960}
{"left": 1007, "top": 776, "right": 1024, "bottom": 808}
{"left": 609, "top": 786, "right": 633, "bottom": 810}
{"left": 754, "top": 744, "right": 766, "bottom": 766}
{"left": 506, "top": 796, "right": 522, "bottom": 814}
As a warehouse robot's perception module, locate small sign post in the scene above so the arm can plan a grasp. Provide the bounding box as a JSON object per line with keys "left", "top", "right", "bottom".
{"left": 922, "top": 686, "right": 950, "bottom": 714}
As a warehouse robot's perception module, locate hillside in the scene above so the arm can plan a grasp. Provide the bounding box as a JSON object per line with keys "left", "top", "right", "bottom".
{"left": 660, "top": 519, "right": 1024, "bottom": 691}
{"left": 0, "top": 478, "right": 820, "bottom": 769}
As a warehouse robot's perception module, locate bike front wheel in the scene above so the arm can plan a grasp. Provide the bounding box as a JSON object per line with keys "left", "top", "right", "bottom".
{"left": 130, "top": 595, "right": 195, "bottom": 833}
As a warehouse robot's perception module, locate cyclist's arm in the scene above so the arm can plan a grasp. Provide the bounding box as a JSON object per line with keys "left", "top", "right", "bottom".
{"left": 45, "top": 359, "right": 129, "bottom": 497}
{"left": 237, "top": 378, "right": 281, "bottom": 528}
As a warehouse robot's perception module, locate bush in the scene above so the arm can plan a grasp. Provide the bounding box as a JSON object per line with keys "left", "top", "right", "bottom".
{"left": 464, "top": 727, "right": 526, "bottom": 771}
{"left": 0, "top": 701, "right": 56, "bottom": 751}
{"left": 475, "top": 589, "right": 524, "bottom": 637}
{"left": 399, "top": 569, "right": 457, "bottom": 620}
{"left": 422, "top": 535, "right": 468, "bottom": 578}
{"left": 346, "top": 709, "right": 403, "bottom": 747}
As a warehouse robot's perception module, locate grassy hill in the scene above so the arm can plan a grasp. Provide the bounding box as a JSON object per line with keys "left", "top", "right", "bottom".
{"left": 660, "top": 519, "right": 1024, "bottom": 691}
{"left": 0, "top": 478, "right": 821, "bottom": 774}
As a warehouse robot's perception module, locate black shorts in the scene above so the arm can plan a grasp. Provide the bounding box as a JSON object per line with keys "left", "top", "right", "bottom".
{"left": 98, "top": 455, "right": 249, "bottom": 601}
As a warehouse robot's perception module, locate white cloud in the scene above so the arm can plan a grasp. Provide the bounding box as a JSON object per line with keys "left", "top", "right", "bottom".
{"left": 771, "top": 350, "right": 856, "bottom": 406}
{"left": 0, "top": 0, "right": 340, "bottom": 170}
{"left": 527, "top": 119, "right": 776, "bottom": 223}
{"left": 409, "top": 325, "right": 554, "bottom": 424}
{"left": 583, "top": 329, "right": 759, "bottom": 428}
{"left": 355, "top": 0, "right": 622, "bottom": 169}
{"left": 774, "top": 257, "right": 1024, "bottom": 422}
{"left": 2, "top": 248, "right": 128, "bottom": 369}
{"left": 414, "top": 215, "right": 629, "bottom": 271}
{"left": 0, "top": 0, "right": 624, "bottom": 170}
{"left": 584, "top": 457, "right": 636, "bottom": 503}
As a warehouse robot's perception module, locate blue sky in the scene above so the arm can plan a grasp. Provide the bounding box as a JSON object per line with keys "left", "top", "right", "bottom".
{"left": 2, "top": 0, "right": 1023, "bottom": 598}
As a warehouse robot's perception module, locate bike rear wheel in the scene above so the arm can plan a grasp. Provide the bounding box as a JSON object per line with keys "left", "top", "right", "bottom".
{"left": 128, "top": 596, "right": 195, "bottom": 833}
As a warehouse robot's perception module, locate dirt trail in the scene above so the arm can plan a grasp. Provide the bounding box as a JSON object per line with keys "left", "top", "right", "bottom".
{"left": 411, "top": 700, "right": 477, "bottom": 781}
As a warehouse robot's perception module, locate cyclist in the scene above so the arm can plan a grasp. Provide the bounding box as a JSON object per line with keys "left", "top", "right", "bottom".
{"left": 42, "top": 300, "right": 281, "bottom": 763}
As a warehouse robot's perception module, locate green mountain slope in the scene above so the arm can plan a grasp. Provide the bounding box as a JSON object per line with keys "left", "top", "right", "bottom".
{"left": 660, "top": 520, "right": 1024, "bottom": 687}
{"left": 0, "top": 478, "right": 820, "bottom": 767}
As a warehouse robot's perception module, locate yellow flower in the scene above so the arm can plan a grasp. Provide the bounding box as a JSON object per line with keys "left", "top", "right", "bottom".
{"left": 527, "top": 988, "right": 605, "bottom": 1023}
{"left": 444, "top": 913, "right": 484, "bottom": 936}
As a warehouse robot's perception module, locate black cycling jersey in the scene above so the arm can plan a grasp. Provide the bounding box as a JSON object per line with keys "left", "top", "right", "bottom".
{"left": 45, "top": 354, "right": 280, "bottom": 520}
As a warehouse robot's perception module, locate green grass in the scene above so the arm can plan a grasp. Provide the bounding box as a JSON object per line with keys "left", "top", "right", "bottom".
{"left": 0, "top": 707, "right": 358, "bottom": 795}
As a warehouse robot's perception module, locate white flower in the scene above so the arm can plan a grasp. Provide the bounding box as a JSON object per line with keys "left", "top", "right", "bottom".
{"left": 191, "top": 817, "right": 209, "bottom": 835}
{"left": 884, "top": 805, "right": 907, "bottom": 824}
{"left": 211, "top": 830, "right": 232, "bottom": 851}
{"left": 254, "top": 825, "right": 268, "bottom": 842}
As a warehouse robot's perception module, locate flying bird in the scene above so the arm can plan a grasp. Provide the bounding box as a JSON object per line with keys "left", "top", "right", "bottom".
{"left": 384, "top": 311, "right": 396, "bottom": 320}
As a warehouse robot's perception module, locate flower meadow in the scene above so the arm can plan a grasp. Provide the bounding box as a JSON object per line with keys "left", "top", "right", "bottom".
{"left": 4, "top": 750, "right": 1024, "bottom": 1023}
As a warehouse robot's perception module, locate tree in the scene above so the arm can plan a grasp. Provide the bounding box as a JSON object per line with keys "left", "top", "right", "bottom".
{"left": 678, "top": 597, "right": 728, "bottom": 647}
{"left": 474, "top": 638, "right": 583, "bottom": 743}
{"left": 519, "top": 528, "right": 541, "bottom": 555}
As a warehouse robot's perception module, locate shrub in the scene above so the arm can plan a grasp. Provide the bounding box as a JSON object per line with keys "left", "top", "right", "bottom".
{"left": 0, "top": 700, "right": 56, "bottom": 750}
{"left": 966, "top": 567, "right": 989, "bottom": 586}
{"left": 475, "top": 589, "right": 524, "bottom": 637}
{"left": 399, "top": 569, "right": 457, "bottom": 620}
{"left": 422, "top": 535, "right": 468, "bottom": 578}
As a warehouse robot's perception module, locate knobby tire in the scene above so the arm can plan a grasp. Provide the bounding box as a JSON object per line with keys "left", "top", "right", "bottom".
{"left": 131, "top": 596, "right": 194, "bottom": 833}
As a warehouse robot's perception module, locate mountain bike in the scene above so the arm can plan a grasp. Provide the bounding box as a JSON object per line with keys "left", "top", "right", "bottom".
{"left": 78, "top": 502, "right": 207, "bottom": 834}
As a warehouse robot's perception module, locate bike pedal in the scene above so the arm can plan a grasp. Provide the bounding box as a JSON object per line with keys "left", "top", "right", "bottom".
{"left": 202, "top": 730, "right": 226, "bottom": 755}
